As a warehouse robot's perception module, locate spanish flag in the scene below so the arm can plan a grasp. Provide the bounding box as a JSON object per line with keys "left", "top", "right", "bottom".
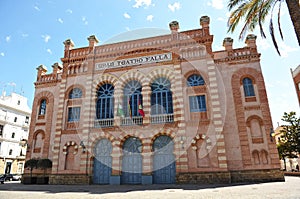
{"left": 138, "top": 100, "right": 145, "bottom": 117}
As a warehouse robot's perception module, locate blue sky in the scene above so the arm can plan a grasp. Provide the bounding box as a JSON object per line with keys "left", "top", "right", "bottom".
{"left": 0, "top": 0, "right": 299, "bottom": 126}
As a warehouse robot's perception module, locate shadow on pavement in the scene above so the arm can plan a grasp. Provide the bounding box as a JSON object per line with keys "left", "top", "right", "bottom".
{"left": 0, "top": 180, "right": 282, "bottom": 195}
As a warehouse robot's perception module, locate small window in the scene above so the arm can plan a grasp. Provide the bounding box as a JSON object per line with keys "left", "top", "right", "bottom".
{"left": 68, "top": 107, "right": 81, "bottom": 122}
{"left": 14, "top": 117, "right": 17, "bottom": 122}
{"left": 17, "top": 100, "right": 20, "bottom": 105}
{"left": 25, "top": 116, "right": 29, "bottom": 124}
{"left": 189, "top": 95, "right": 207, "bottom": 112}
{"left": 11, "top": 132, "right": 15, "bottom": 138}
{"left": 243, "top": 77, "right": 255, "bottom": 97}
{"left": 69, "top": 88, "right": 82, "bottom": 99}
{"left": 9, "top": 149, "right": 13, "bottom": 155}
{"left": 39, "top": 99, "right": 47, "bottom": 115}
{"left": 0, "top": 125, "right": 3, "bottom": 136}
{"left": 187, "top": 74, "right": 205, "bottom": 87}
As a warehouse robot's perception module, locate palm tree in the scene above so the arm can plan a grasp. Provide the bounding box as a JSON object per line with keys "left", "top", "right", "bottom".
{"left": 227, "top": 0, "right": 300, "bottom": 55}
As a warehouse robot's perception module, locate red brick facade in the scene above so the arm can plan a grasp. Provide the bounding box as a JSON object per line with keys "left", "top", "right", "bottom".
{"left": 25, "top": 16, "right": 284, "bottom": 184}
{"left": 291, "top": 65, "right": 300, "bottom": 106}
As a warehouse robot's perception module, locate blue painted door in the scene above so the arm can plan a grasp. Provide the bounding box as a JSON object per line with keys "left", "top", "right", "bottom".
{"left": 93, "top": 139, "right": 112, "bottom": 184}
{"left": 121, "top": 137, "right": 142, "bottom": 184}
{"left": 153, "top": 135, "right": 176, "bottom": 184}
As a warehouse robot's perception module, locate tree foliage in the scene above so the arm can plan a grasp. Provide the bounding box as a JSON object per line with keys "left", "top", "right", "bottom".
{"left": 277, "top": 111, "right": 300, "bottom": 169}
{"left": 227, "top": 0, "right": 300, "bottom": 55}
{"left": 280, "top": 111, "right": 300, "bottom": 152}
{"left": 24, "top": 158, "right": 38, "bottom": 177}
{"left": 37, "top": 158, "right": 52, "bottom": 177}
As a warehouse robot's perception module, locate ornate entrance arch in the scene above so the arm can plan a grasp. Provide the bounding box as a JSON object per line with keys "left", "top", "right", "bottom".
{"left": 121, "top": 137, "right": 142, "bottom": 184}
{"left": 153, "top": 135, "right": 176, "bottom": 184}
{"left": 93, "top": 139, "right": 112, "bottom": 184}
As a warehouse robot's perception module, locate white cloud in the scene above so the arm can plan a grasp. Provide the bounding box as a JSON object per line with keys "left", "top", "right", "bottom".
{"left": 34, "top": 5, "right": 40, "bottom": 11}
{"left": 7, "top": 82, "right": 16, "bottom": 87}
{"left": 0, "top": 52, "right": 4, "bottom": 57}
{"left": 207, "top": 0, "right": 224, "bottom": 10}
{"left": 133, "top": 0, "right": 153, "bottom": 8}
{"left": 257, "top": 37, "right": 271, "bottom": 51}
{"left": 278, "top": 41, "right": 298, "bottom": 58}
{"left": 168, "top": 2, "right": 181, "bottom": 12}
{"left": 58, "top": 18, "right": 63, "bottom": 24}
{"left": 217, "top": 17, "right": 225, "bottom": 21}
{"left": 126, "top": 27, "right": 130, "bottom": 31}
{"left": 46, "top": 49, "right": 52, "bottom": 54}
{"left": 66, "top": 9, "right": 73, "bottom": 14}
{"left": 42, "top": 34, "right": 51, "bottom": 43}
{"left": 124, "top": 13, "right": 131, "bottom": 19}
{"left": 5, "top": 36, "right": 11, "bottom": 42}
{"left": 21, "top": 33, "right": 29, "bottom": 37}
{"left": 146, "top": 15, "right": 154, "bottom": 21}
{"left": 82, "top": 16, "right": 88, "bottom": 25}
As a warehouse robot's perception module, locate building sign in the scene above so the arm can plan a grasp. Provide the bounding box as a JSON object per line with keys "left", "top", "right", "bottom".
{"left": 95, "top": 52, "right": 172, "bottom": 70}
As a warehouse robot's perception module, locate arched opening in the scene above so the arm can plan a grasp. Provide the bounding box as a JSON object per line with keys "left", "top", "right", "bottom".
{"left": 121, "top": 137, "right": 142, "bottom": 184}
{"left": 153, "top": 135, "right": 175, "bottom": 184}
{"left": 93, "top": 139, "right": 112, "bottom": 184}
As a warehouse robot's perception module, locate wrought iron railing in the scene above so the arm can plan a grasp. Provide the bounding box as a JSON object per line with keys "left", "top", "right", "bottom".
{"left": 121, "top": 116, "right": 143, "bottom": 126}
{"left": 150, "top": 114, "right": 174, "bottom": 124}
{"left": 94, "top": 118, "right": 114, "bottom": 128}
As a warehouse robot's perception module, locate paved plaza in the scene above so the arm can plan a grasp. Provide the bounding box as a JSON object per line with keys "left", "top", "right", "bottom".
{"left": 0, "top": 176, "right": 299, "bottom": 199}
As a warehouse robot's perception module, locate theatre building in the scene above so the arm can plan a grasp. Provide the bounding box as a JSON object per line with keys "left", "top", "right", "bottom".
{"left": 25, "top": 16, "right": 284, "bottom": 184}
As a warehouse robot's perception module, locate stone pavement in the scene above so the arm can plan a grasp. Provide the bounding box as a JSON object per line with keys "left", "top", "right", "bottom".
{"left": 0, "top": 176, "right": 299, "bottom": 199}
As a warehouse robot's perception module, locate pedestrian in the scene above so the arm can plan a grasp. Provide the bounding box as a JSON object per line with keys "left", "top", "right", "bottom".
{"left": 296, "top": 164, "right": 299, "bottom": 172}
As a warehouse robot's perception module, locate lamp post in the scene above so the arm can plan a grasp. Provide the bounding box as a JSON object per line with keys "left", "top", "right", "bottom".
{"left": 270, "top": 128, "right": 275, "bottom": 142}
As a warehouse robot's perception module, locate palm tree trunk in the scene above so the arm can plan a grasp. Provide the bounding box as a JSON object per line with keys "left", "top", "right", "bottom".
{"left": 285, "top": 0, "right": 300, "bottom": 46}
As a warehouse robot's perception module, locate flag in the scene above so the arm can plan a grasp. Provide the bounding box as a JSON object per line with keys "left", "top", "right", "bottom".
{"left": 138, "top": 100, "right": 145, "bottom": 117}
{"left": 117, "top": 103, "right": 124, "bottom": 117}
{"left": 128, "top": 98, "right": 132, "bottom": 117}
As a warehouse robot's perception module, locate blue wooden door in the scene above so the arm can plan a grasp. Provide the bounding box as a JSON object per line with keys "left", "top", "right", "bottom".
{"left": 93, "top": 139, "right": 112, "bottom": 184}
{"left": 121, "top": 137, "right": 142, "bottom": 184}
{"left": 153, "top": 135, "right": 176, "bottom": 184}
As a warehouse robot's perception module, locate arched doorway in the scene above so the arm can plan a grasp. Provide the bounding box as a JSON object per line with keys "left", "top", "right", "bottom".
{"left": 153, "top": 135, "right": 176, "bottom": 184}
{"left": 121, "top": 137, "right": 142, "bottom": 184}
{"left": 93, "top": 139, "right": 112, "bottom": 184}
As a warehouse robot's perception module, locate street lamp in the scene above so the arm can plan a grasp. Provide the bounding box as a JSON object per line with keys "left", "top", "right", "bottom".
{"left": 270, "top": 128, "right": 275, "bottom": 142}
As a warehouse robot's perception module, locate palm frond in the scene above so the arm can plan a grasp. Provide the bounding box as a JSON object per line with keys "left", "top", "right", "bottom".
{"left": 270, "top": 15, "right": 281, "bottom": 55}
{"left": 277, "top": 1, "right": 284, "bottom": 40}
{"left": 227, "top": 2, "right": 248, "bottom": 34}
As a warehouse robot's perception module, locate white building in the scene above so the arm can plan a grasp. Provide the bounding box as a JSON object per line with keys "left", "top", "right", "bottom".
{"left": 0, "top": 91, "right": 31, "bottom": 174}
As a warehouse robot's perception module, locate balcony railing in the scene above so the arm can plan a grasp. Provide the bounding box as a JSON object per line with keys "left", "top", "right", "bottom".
{"left": 150, "top": 114, "right": 174, "bottom": 124}
{"left": 121, "top": 116, "right": 143, "bottom": 126}
{"left": 94, "top": 118, "right": 114, "bottom": 128}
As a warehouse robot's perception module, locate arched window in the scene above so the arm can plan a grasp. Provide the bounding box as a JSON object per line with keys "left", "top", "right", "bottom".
{"left": 151, "top": 77, "right": 173, "bottom": 115}
{"left": 124, "top": 80, "right": 142, "bottom": 117}
{"left": 39, "top": 99, "right": 47, "bottom": 115}
{"left": 69, "top": 88, "right": 82, "bottom": 99}
{"left": 187, "top": 74, "right": 205, "bottom": 86}
{"left": 96, "top": 84, "right": 114, "bottom": 119}
{"left": 243, "top": 77, "right": 255, "bottom": 97}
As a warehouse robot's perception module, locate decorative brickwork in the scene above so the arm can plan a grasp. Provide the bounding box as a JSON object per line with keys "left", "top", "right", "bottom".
{"left": 26, "top": 16, "right": 283, "bottom": 185}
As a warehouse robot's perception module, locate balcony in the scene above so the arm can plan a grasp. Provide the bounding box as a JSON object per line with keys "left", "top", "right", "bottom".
{"left": 150, "top": 114, "right": 174, "bottom": 124}
{"left": 94, "top": 118, "right": 114, "bottom": 128}
{"left": 121, "top": 116, "right": 143, "bottom": 126}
